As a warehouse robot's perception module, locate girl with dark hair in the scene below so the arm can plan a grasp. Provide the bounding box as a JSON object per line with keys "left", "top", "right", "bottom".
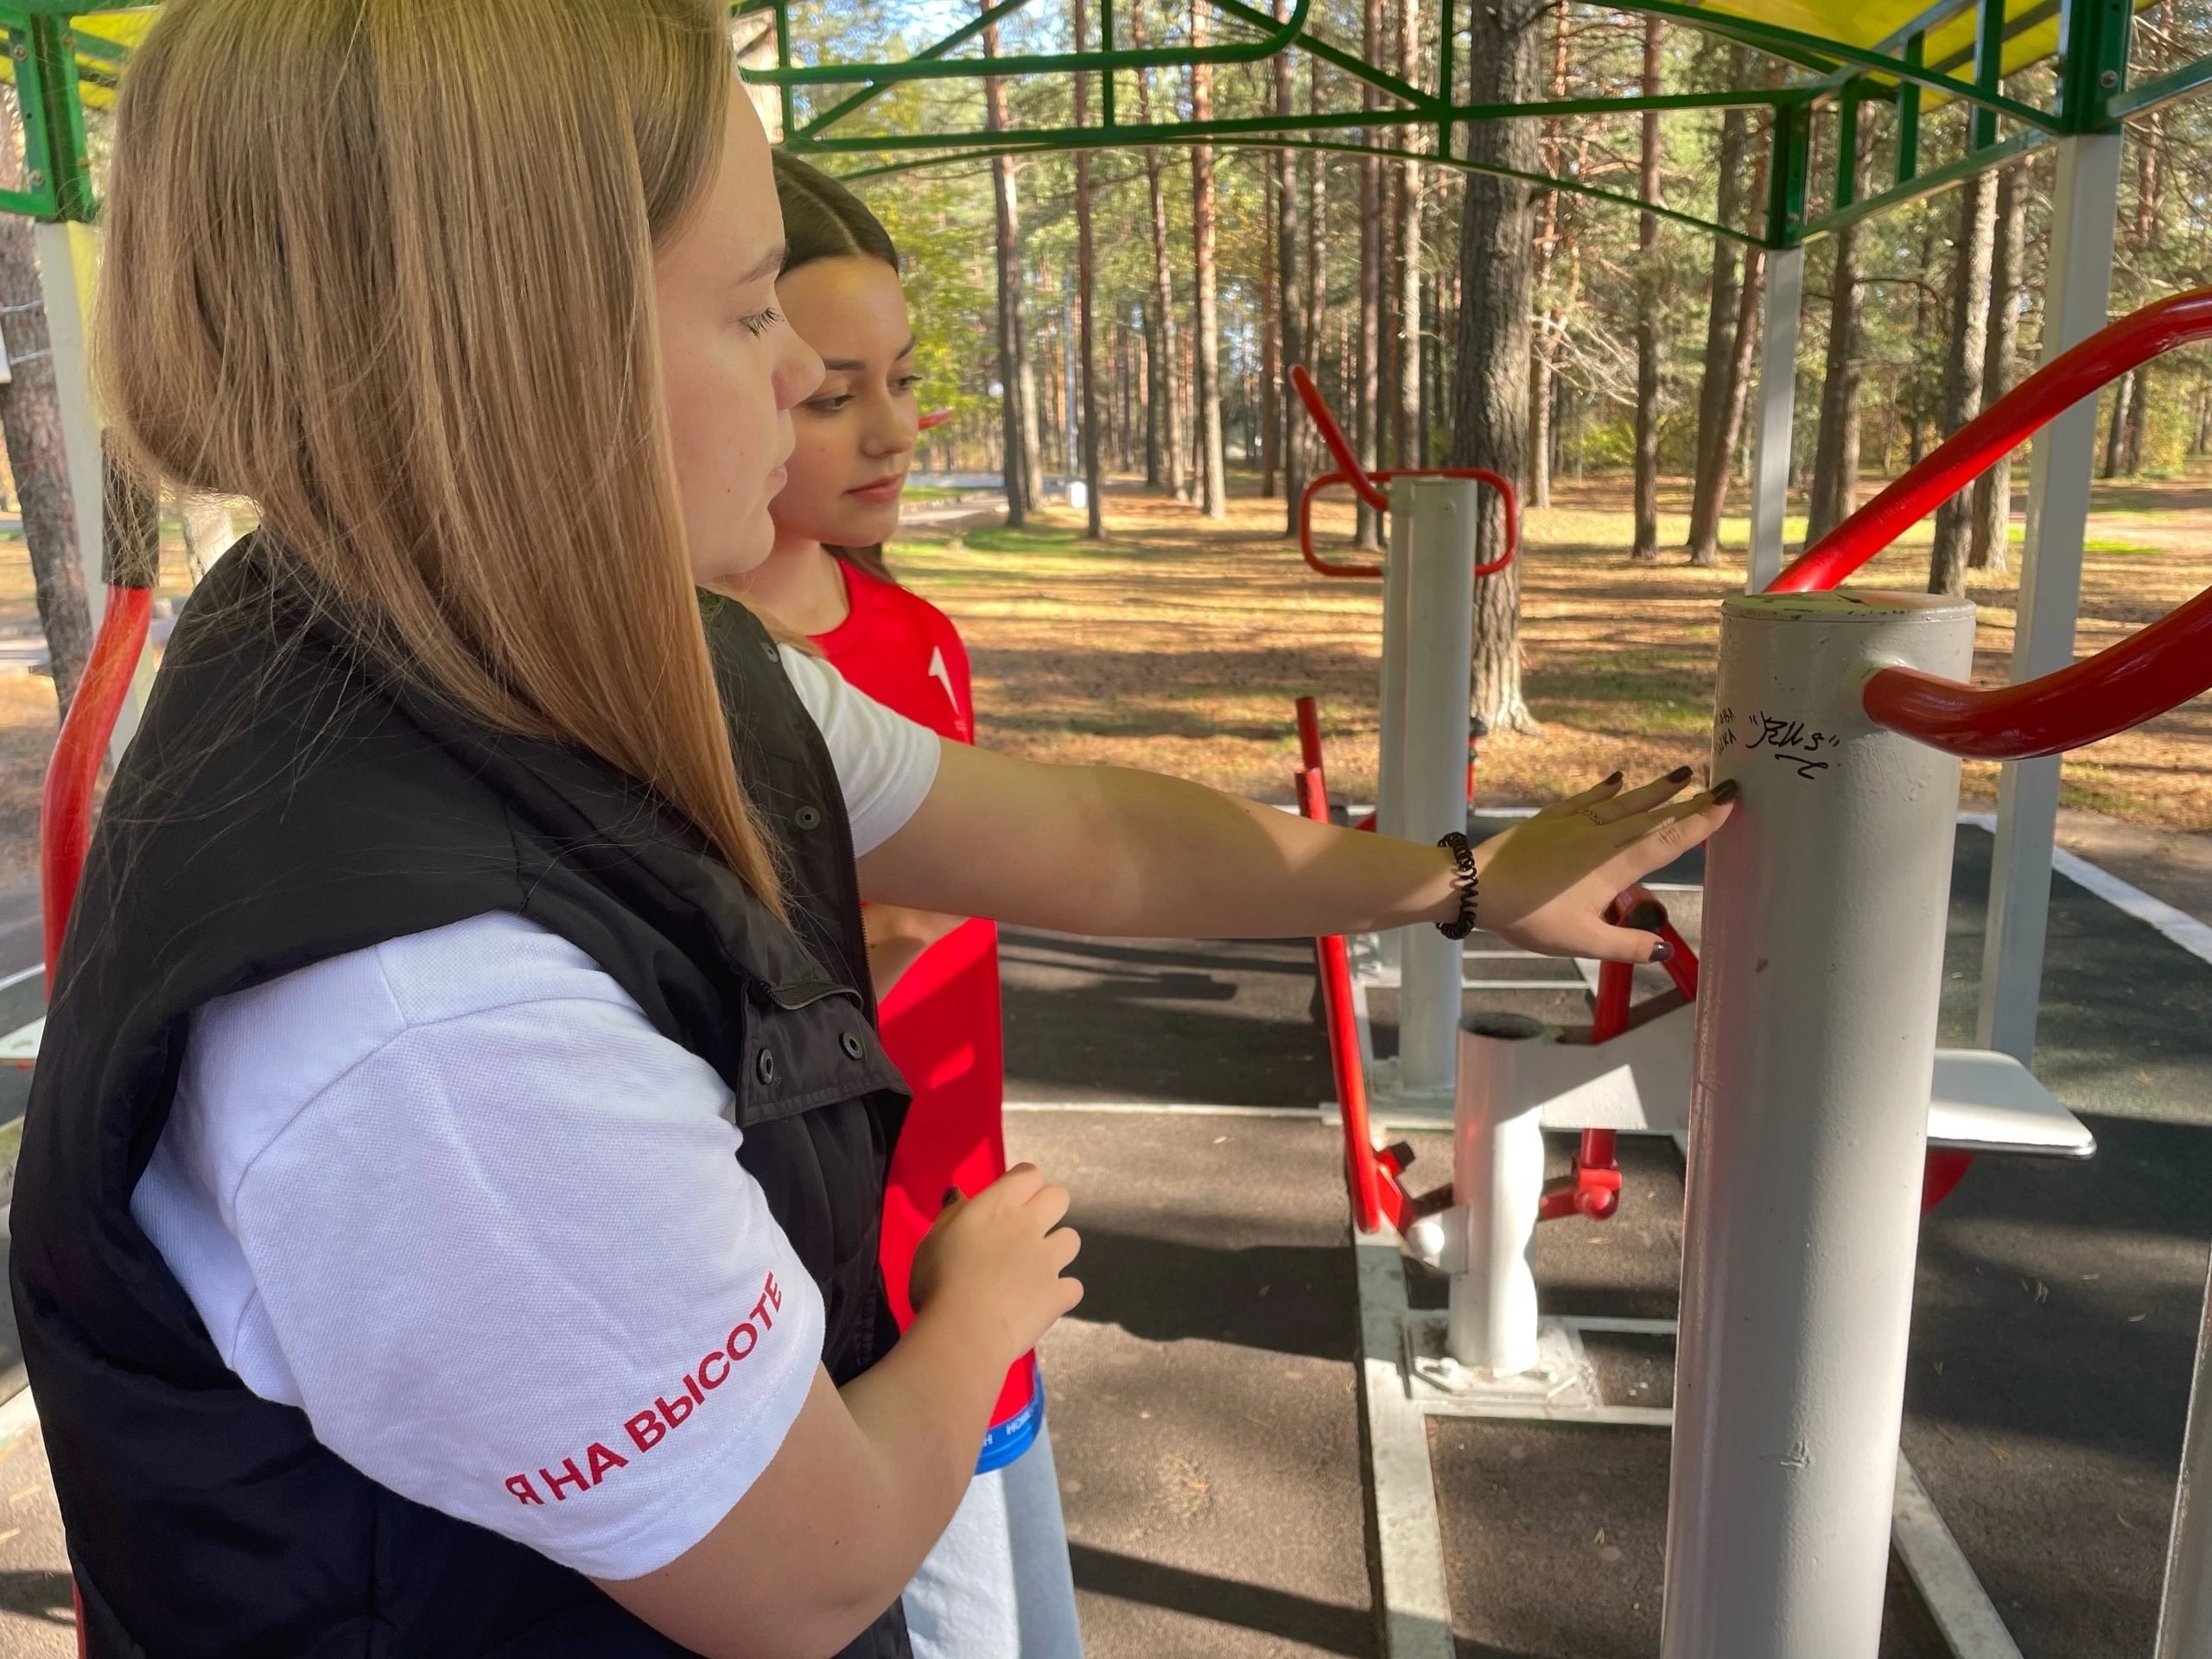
{"left": 735, "top": 152, "right": 1084, "bottom": 1658}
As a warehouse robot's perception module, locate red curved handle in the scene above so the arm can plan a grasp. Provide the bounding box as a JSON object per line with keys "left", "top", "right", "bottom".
{"left": 1776, "top": 289, "right": 2212, "bottom": 595}
{"left": 41, "top": 586, "right": 153, "bottom": 988}
{"left": 1761, "top": 289, "right": 2212, "bottom": 760}
{"left": 1300, "top": 472, "right": 1384, "bottom": 578}
{"left": 1861, "top": 587, "right": 2212, "bottom": 757}
{"left": 918, "top": 409, "right": 954, "bottom": 432}
{"left": 1298, "top": 465, "right": 1522, "bottom": 581}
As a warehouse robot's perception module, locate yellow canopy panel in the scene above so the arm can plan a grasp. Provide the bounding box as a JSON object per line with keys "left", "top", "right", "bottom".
{"left": 1689, "top": 0, "right": 2158, "bottom": 92}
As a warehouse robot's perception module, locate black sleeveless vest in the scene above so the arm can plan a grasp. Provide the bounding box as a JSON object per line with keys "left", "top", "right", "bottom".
{"left": 10, "top": 537, "right": 914, "bottom": 1657}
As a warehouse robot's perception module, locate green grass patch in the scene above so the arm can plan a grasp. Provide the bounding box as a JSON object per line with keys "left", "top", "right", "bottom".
{"left": 2005, "top": 526, "right": 2161, "bottom": 555}
{"left": 961, "top": 524, "right": 1086, "bottom": 556}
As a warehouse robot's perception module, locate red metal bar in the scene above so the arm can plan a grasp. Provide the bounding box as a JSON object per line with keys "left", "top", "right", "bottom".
{"left": 1775, "top": 289, "right": 2212, "bottom": 594}
{"left": 1300, "top": 762, "right": 1387, "bottom": 1233}
{"left": 1759, "top": 289, "right": 2212, "bottom": 760}
{"left": 1300, "top": 466, "right": 1522, "bottom": 581}
{"left": 1294, "top": 694, "right": 1325, "bottom": 776}
{"left": 1289, "top": 365, "right": 1389, "bottom": 512}
{"left": 41, "top": 586, "right": 152, "bottom": 988}
{"left": 1290, "top": 366, "right": 1520, "bottom": 580}
{"left": 1592, "top": 959, "right": 1634, "bottom": 1045}
{"left": 1861, "top": 592, "right": 2212, "bottom": 758}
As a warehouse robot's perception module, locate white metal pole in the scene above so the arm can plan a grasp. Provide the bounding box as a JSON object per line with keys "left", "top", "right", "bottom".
{"left": 1662, "top": 589, "right": 1976, "bottom": 1659}
{"left": 1376, "top": 481, "right": 1414, "bottom": 840}
{"left": 1746, "top": 245, "right": 1804, "bottom": 594}
{"left": 1395, "top": 478, "right": 1478, "bottom": 1097}
{"left": 1977, "top": 131, "right": 2121, "bottom": 1063}
{"left": 35, "top": 220, "right": 102, "bottom": 632}
{"left": 1445, "top": 1014, "right": 1547, "bottom": 1374}
{"left": 2156, "top": 1252, "right": 2212, "bottom": 1659}
{"left": 35, "top": 219, "right": 149, "bottom": 763}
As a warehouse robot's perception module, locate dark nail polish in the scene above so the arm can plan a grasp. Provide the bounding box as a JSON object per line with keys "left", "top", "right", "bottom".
{"left": 1711, "top": 778, "right": 1741, "bottom": 804}
{"left": 1649, "top": 939, "right": 1675, "bottom": 963}
{"left": 1602, "top": 770, "right": 1624, "bottom": 787}
{"left": 1668, "top": 765, "right": 1695, "bottom": 784}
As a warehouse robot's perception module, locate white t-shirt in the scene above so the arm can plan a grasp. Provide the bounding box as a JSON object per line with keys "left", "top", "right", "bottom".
{"left": 130, "top": 645, "right": 941, "bottom": 1581}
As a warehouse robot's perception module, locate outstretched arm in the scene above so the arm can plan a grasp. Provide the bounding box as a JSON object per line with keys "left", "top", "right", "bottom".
{"left": 858, "top": 744, "right": 1733, "bottom": 963}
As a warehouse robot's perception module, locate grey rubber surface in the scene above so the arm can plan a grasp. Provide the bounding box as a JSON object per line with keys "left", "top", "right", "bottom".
{"left": 1007, "top": 1109, "right": 1377, "bottom": 1658}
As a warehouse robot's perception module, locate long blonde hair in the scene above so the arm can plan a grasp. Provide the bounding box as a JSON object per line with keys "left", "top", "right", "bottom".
{"left": 99, "top": 0, "right": 786, "bottom": 913}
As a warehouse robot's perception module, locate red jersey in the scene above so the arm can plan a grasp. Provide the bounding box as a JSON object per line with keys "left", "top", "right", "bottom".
{"left": 812, "top": 560, "right": 1039, "bottom": 1469}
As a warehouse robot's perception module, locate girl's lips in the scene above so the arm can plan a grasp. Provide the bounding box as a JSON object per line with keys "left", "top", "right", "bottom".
{"left": 848, "top": 476, "right": 905, "bottom": 504}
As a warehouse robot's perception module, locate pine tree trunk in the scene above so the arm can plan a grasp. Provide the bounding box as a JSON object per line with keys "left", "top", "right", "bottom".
{"left": 1354, "top": 0, "right": 1382, "bottom": 548}
{"left": 1071, "top": 4, "right": 1103, "bottom": 539}
{"left": 1275, "top": 0, "right": 1305, "bottom": 532}
{"left": 1450, "top": 0, "right": 1547, "bottom": 733}
{"left": 1129, "top": 10, "right": 1188, "bottom": 503}
{"left": 1188, "top": 9, "right": 1227, "bottom": 522}
{"left": 1396, "top": 0, "right": 1423, "bottom": 473}
{"left": 0, "top": 99, "right": 90, "bottom": 712}
{"left": 1526, "top": 13, "right": 1569, "bottom": 513}
{"left": 1630, "top": 16, "right": 1662, "bottom": 563}
{"left": 2124, "top": 365, "right": 2148, "bottom": 475}
{"left": 1529, "top": 327, "right": 1553, "bottom": 512}
{"left": 1686, "top": 82, "right": 1749, "bottom": 563}
{"left": 1304, "top": 63, "right": 1328, "bottom": 482}
{"left": 2104, "top": 371, "right": 2133, "bottom": 479}
{"left": 1262, "top": 161, "right": 1281, "bottom": 499}
{"left": 1142, "top": 302, "right": 1161, "bottom": 486}
{"left": 1685, "top": 247, "right": 1764, "bottom": 569}
{"left": 1970, "top": 162, "right": 2026, "bottom": 575}
{"left": 1929, "top": 169, "right": 1998, "bottom": 595}
{"left": 1805, "top": 206, "right": 1866, "bottom": 543}
{"left": 983, "top": 33, "right": 1033, "bottom": 528}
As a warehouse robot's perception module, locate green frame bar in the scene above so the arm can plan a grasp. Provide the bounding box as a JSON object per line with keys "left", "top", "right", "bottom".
{"left": 2107, "top": 49, "right": 2212, "bottom": 120}
{"left": 2055, "top": 0, "right": 2132, "bottom": 131}
{"left": 1765, "top": 97, "right": 1812, "bottom": 248}
{"left": 785, "top": 89, "right": 1801, "bottom": 164}
{"left": 837, "top": 131, "right": 1769, "bottom": 245}
{"left": 1895, "top": 32, "right": 1923, "bottom": 182}
{"left": 1830, "top": 82, "right": 1861, "bottom": 212}
{"left": 1802, "top": 123, "right": 2046, "bottom": 241}
{"left": 0, "top": 9, "right": 93, "bottom": 222}
{"left": 753, "top": 0, "right": 1310, "bottom": 89}
{"left": 1971, "top": 0, "right": 2004, "bottom": 149}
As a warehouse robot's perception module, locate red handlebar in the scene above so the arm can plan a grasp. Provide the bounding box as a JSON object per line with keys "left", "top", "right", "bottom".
{"left": 41, "top": 586, "right": 151, "bottom": 987}
{"left": 1288, "top": 365, "right": 1520, "bottom": 582}
{"left": 1769, "top": 289, "right": 2212, "bottom": 762}
{"left": 1775, "top": 291, "right": 2212, "bottom": 596}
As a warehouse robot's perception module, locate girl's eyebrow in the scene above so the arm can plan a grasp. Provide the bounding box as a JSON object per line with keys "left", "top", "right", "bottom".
{"left": 738, "top": 245, "right": 786, "bottom": 285}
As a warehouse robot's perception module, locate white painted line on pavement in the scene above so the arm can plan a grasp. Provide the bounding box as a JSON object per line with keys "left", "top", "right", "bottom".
{"left": 1003, "top": 1100, "right": 1319, "bottom": 1118}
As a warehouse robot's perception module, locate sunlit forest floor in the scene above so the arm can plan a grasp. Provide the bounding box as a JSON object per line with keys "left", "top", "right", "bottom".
{"left": 891, "top": 464, "right": 2212, "bottom": 841}
{"left": 0, "top": 463, "right": 2199, "bottom": 889}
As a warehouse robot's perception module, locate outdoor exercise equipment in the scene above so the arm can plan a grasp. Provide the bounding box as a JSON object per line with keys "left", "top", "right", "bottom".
{"left": 1661, "top": 287, "right": 2212, "bottom": 1659}
{"left": 1284, "top": 365, "right": 1519, "bottom": 1108}
{"left": 19, "top": 6, "right": 2212, "bottom": 1656}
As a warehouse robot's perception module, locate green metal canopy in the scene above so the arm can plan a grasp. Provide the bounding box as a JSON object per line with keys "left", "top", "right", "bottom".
{"left": 749, "top": 0, "right": 2164, "bottom": 252}
{"left": 0, "top": 0, "right": 2189, "bottom": 245}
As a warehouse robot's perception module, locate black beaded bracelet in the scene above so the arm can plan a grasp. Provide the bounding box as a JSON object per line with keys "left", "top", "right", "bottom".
{"left": 1436, "top": 831, "right": 1478, "bottom": 939}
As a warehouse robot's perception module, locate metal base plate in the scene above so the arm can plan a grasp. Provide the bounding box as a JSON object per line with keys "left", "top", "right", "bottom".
{"left": 1401, "top": 1312, "right": 1675, "bottom": 1427}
